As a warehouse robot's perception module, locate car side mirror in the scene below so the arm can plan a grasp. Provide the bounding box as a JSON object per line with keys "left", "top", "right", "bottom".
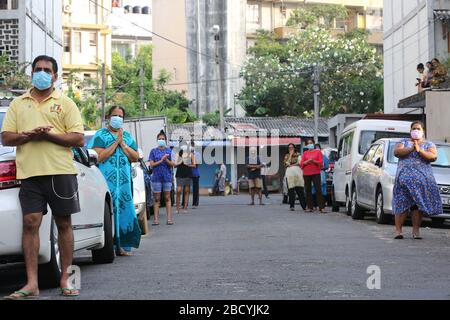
{"left": 375, "top": 157, "right": 383, "bottom": 167}
{"left": 87, "top": 149, "right": 99, "bottom": 167}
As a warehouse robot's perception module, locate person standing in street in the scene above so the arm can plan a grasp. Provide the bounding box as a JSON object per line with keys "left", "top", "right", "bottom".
{"left": 2, "top": 55, "right": 84, "bottom": 299}
{"left": 89, "top": 106, "right": 141, "bottom": 256}
{"left": 246, "top": 146, "right": 264, "bottom": 206}
{"left": 392, "top": 121, "right": 442, "bottom": 240}
{"left": 301, "top": 139, "right": 327, "bottom": 213}
{"left": 187, "top": 142, "right": 201, "bottom": 208}
{"left": 175, "top": 144, "right": 195, "bottom": 214}
{"left": 284, "top": 143, "right": 306, "bottom": 211}
{"left": 148, "top": 131, "right": 175, "bottom": 225}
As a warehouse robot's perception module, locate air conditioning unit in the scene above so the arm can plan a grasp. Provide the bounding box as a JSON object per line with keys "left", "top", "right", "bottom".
{"left": 63, "top": 4, "right": 72, "bottom": 14}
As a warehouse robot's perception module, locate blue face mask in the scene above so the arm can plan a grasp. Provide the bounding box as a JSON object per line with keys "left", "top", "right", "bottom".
{"left": 32, "top": 71, "right": 53, "bottom": 91}
{"left": 157, "top": 139, "right": 166, "bottom": 148}
{"left": 305, "top": 144, "right": 315, "bottom": 150}
{"left": 109, "top": 116, "right": 123, "bottom": 130}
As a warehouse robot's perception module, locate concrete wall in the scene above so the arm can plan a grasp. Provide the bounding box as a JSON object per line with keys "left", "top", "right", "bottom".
{"left": 425, "top": 91, "right": 450, "bottom": 142}
{"left": 152, "top": 0, "right": 188, "bottom": 93}
{"left": 185, "top": 0, "right": 246, "bottom": 117}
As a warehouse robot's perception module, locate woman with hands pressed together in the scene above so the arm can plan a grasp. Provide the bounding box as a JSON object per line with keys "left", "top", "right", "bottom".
{"left": 89, "top": 106, "right": 141, "bottom": 256}
{"left": 392, "top": 121, "right": 442, "bottom": 240}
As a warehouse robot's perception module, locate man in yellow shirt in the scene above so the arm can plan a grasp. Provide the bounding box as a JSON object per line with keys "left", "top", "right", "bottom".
{"left": 1, "top": 55, "right": 84, "bottom": 299}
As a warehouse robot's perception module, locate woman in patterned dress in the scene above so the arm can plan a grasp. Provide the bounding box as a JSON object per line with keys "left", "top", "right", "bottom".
{"left": 393, "top": 121, "right": 442, "bottom": 239}
{"left": 89, "top": 106, "right": 141, "bottom": 255}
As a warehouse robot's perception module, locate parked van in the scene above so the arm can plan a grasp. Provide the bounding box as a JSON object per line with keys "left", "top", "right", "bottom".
{"left": 332, "top": 119, "right": 412, "bottom": 214}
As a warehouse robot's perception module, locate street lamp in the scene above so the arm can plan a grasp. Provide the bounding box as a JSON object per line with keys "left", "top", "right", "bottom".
{"left": 211, "top": 24, "right": 224, "bottom": 132}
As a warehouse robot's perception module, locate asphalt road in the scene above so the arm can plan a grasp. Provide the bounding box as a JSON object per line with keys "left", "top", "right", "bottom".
{"left": 1, "top": 194, "right": 450, "bottom": 300}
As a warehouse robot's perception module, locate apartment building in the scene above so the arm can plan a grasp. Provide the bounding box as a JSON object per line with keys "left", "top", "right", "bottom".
{"left": 62, "top": 0, "right": 112, "bottom": 83}
{"left": 0, "top": 0, "right": 62, "bottom": 82}
{"left": 246, "top": 0, "right": 383, "bottom": 48}
{"left": 111, "top": 0, "right": 152, "bottom": 59}
{"left": 384, "top": 0, "right": 450, "bottom": 114}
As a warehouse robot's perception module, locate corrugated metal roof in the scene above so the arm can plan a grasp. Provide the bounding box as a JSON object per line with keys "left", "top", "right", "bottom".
{"left": 168, "top": 116, "right": 329, "bottom": 140}
{"left": 434, "top": 10, "right": 450, "bottom": 21}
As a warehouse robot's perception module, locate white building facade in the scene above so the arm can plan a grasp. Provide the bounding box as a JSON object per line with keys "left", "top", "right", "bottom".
{"left": 0, "top": 0, "right": 63, "bottom": 77}
{"left": 111, "top": 0, "right": 152, "bottom": 59}
{"left": 384, "top": 0, "right": 450, "bottom": 114}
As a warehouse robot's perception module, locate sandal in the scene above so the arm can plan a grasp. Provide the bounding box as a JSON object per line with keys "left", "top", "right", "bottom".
{"left": 61, "top": 288, "right": 80, "bottom": 297}
{"left": 167, "top": 221, "right": 174, "bottom": 225}
{"left": 4, "top": 290, "right": 39, "bottom": 300}
{"left": 394, "top": 234, "right": 404, "bottom": 240}
{"left": 152, "top": 222, "right": 159, "bottom": 226}
{"left": 413, "top": 234, "right": 422, "bottom": 240}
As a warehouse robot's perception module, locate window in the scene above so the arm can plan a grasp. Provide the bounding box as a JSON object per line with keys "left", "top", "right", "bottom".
{"left": 0, "top": 0, "right": 8, "bottom": 9}
{"left": 74, "top": 32, "right": 82, "bottom": 53}
{"left": 11, "top": 0, "right": 17, "bottom": 9}
{"left": 339, "top": 132, "right": 354, "bottom": 158}
{"left": 247, "top": 3, "right": 259, "bottom": 24}
{"left": 372, "top": 144, "right": 384, "bottom": 164}
{"left": 89, "top": 0, "right": 97, "bottom": 14}
{"left": 363, "top": 145, "right": 379, "bottom": 162}
{"left": 359, "top": 131, "right": 410, "bottom": 155}
{"left": 89, "top": 32, "right": 97, "bottom": 47}
{"left": 64, "top": 31, "right": 71, "bottom": 52}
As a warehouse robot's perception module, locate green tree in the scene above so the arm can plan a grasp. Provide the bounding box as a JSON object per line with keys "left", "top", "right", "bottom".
{"left": 240, "top": 26, "right": 383, "bottom": 117}
{"left": 286, "top": 4, "right": 348, "bottom": 29}
{"left": 0, "top": 54, "right": 31, "bottom": 90}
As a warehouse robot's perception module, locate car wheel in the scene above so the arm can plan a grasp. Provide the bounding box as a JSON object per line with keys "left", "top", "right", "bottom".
{"left": 92, "top": 202, "right": 115, "bottom": 264}
{"left": 332, "top": 186, "right": 340, "bottom": 212}
{"left": 38, "top": 219, "right": 61, "bottom": 289}
{"left": 351, "top": 187, "right": 365, "bottom": 220}
{"left": 375, "top": 189, "right": 391, "bottom": 224}
{"left": 431, "top": 218, "right": 445, "bottom": 228}
{"left": 345, "top": 192, "right": 352, "bottom": 216}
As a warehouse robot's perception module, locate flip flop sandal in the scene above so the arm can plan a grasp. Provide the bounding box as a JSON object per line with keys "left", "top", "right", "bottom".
{"left": 4, "top": 290, "right": 39, "bottom": 300}
{"left": 167, "top": 221, "right": 174, "bottom": 225}
{"left": 394, "top": 234, "right": 404, "bottom": 240}
{"left": 61, "top": 288, "right": 80, "bottom": 297}
{"left": 413, "top": 234, "right": 423, "bottom": 240}
{"left": 152, "top": 222, "right": 159, "bottom": 226}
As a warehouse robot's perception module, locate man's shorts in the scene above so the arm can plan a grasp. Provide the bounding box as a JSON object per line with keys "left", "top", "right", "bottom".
{"left": 176, "top": 177, "right": 191, "bottom": 188}
{"left": 19, "top": 175, "right": 80, "bottom": 216}
{"left": 248, "top": 178, "right": 263, "bottom": 189}
{"left": 152, "top": 181, "right": 173, "bottom": 193}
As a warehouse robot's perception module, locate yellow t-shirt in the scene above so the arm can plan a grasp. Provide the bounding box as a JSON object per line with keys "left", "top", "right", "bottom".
{"left": 1, "top": 89, "right": 84, "bottom": 179}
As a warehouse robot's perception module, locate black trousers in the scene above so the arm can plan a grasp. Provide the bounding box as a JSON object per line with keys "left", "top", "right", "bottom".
{"left": 288, "top": 187, "right": 307, "bottom": 210}
{"left": 192, "top": 176, "right": 200, "bottom": 206}
{"left": 262, "top": 176, "right": 269, "bottom": 197}
{"left": 304, "top": 174, "right": 325, "bottom": 210}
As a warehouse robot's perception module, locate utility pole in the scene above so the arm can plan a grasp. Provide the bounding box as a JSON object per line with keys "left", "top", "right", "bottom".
{"left": 140, "top": 61, "right": 145, "bottom": 117}
{"left": 313, "top": 65, "right": 321, "bottom": 144}
{"left": 212, "top": 25, "right": 224, "bottom": 132}
{"left": 101, "top": 63, "right": 106, "bottom": 128}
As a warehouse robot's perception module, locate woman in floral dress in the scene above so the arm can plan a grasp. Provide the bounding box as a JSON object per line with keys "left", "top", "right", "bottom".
{"left": 393, "top": 121, "right": 442, "bottom": 239}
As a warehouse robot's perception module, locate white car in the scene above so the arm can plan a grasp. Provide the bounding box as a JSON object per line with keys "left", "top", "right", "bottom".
{"left": 84, "top": 131, "right": 149, "bottom": 235}
{"left": 0, "top": 106, "right": 115, "bottom": 288}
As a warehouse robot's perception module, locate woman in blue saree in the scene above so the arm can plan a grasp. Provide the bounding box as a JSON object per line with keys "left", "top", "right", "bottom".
{"left": 88, "top": 106, "right": 141, "bottom": 256}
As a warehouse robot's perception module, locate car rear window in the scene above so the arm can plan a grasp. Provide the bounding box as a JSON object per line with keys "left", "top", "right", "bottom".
{"left": 359, "top": 131, "right": 410, "bottom": 155}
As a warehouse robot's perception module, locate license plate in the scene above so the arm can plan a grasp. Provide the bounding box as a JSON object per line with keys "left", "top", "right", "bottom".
{"left": 442, "top": 197, "right": 450, "bottom": 205}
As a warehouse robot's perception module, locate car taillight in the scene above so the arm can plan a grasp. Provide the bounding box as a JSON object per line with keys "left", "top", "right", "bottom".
{"left": 0, "top": 161, "right": 20, "bottom": 189}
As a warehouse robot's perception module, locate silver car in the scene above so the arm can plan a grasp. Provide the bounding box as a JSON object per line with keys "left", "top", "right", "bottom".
{"left": 350, "top": 138, "right": 450, "bottom": 226}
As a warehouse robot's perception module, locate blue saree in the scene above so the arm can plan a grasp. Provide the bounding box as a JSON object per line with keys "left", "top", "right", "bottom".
{"left": 88, "top": 128, "right": 141, "bottom": 250}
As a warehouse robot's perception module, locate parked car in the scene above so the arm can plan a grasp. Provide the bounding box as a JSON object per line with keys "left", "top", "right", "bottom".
{"left": 332, "top": 119, "right": 412, "bottom": 213}
{"left": 323, "top": 148, "right": 337, "bottom": 206}
{"left": 84, "top": 131, "right": 149, "bottom": 235}
{"left": 0, "top": 106, "right": 115, "bottom": 288}
{"left": 350, "top": 138, "right": 450, "bottom": 226}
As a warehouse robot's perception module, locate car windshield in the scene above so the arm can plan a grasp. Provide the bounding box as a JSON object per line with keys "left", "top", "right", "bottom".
{"left": 84, "top": 134, "right": 94, "bottom": 147}
{"left": 359, "top": 131, "right": 410, "bottom": 155}
{"left": 388, "top": 142, "right": 450, "bottom": 167}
